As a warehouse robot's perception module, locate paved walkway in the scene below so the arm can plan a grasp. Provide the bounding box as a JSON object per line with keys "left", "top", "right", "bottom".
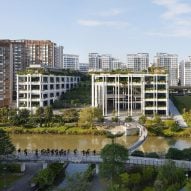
{"left": 90, "top": 175, "right": 108, "bottom": 191}
{"left": 169, "top": 99, "right": 187, "bottom": 128}
{"left": 4, "top": 163, "right": 41, "bottom": 191}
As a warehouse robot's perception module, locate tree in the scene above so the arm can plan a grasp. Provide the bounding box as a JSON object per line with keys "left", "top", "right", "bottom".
{"left": 125, "top": 116, "right": 132, "bottom": 122}
{"left": 44, "top": 106, "right": 53, "bottom": 126}
{"left": 78, "top": 107, "right": 103, "bottom": 128}
{"left": 35, "top": 107, "right": 44, "bottom": 127}
{"left": 185, "top": 179, "right": 191, "bottom": 191}
{"left": 33, "top": 168, "right": 54, "bottom": 189}
{"left": 138, "top": 115, "right": 147, "bottom": 125}
{"left": 63, "top": 109, "right": 79, "bottom": 123}
{"left": 143, "top": 187, "right": 155, "bottom": 191}
{"left": 155, "top": 160, "right": 185, "bottom": 191}
{"left": 62, "top": 172, "right": 90, "bottom": 191}
{"left": 0, "top": 129, "right": 15, "bottom": 155}
{"left": 100, "top": 143, "right": 128, "bottom": 180}
{"left": 120, "top": 172, "right": 130, "bottom": 188}
{"left": 10, "top": 109, "right": 30, "bottom": 126}
{"left": 0, "top": 107, "right": 9, "bottom": 123}
{"left": 165, "top": 148, "right": 183, "bottom": 160}
{"left": 129, "top": 173, "right": 141, "bottom": 189}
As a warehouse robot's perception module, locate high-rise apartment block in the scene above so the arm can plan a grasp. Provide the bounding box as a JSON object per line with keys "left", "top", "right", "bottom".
{"left": 79, "top": 63, "right": 89, "bottom": 73}
{"left": 63, "top": 54, "right": 79, "bottom": 70}
{"left": 89, "top": 53, "right": 101, "bottom": 71}
{"left": 179, "top": 58, "right": 191, "bottom": 86}
{"left": 153, "top": 53, "right": 178, "bottom": 86}
{"left": 88, "top": 53, "right": 120, "bottom": 71}
{"left": 0, "top": 39, "right": 63, "bottom": 107}
{"left": 126, "top": 53, "right": 149, "bottom": 71}
{"left": 0, "top": 41, "right": 13, "bottom": 107}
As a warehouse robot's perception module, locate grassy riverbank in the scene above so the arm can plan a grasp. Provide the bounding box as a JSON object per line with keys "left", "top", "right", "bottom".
{"left": 171, "top": 95, "right": 191, "bottom": 114}
{"left": 0, "top": 174, "right": 23, "bottom": 190}
{"left": 147, "top": 127, "right": 191, "bottom": 137}
{"left": 0, "top": 126, "right": 106, "bottom": 135}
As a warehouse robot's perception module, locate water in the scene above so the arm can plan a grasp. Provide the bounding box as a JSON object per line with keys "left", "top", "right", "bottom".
{"left": 10, "top": 134, "right": 191, "bottom": 153}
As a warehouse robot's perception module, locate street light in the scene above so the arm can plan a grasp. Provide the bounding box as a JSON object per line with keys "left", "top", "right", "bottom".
{"left": 3, "top": 166, "right": 7, "bottom": 189}
{"left": 186, "top": 172, "right": 189, "bottom": 180}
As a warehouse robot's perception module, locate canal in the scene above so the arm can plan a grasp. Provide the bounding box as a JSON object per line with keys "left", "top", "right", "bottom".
{"left": 10, "top": 134, "right": 191, "bottom": 153}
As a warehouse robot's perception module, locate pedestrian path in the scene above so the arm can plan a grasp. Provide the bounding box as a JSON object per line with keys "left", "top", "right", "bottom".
{"left": 169, "top": 99, "right": 187, "bottom": 128}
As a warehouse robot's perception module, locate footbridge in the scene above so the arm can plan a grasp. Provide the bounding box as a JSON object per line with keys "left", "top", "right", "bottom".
{"left": 1, "top": 153, "right": 191, "bottom": 171}
{"left": 108, "top": 121, "right": 148, "bottom": 153}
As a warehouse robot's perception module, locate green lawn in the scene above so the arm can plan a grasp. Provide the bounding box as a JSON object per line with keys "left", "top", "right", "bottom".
{"left": 53, "top": 81, "right": 91, "bottom": 108}
{"left": 0, "top": 173, "right": 22, "bottom": 190}
{"left": 172, "top": 96, "right": 191, "bottom": 113}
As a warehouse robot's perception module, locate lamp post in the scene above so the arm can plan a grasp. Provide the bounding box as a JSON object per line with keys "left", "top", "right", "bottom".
{"left": 186, "top": 172, "right": 188, "bottom": 181}
{"left": 3, "top": 166, "right": 7, "bottom": 189}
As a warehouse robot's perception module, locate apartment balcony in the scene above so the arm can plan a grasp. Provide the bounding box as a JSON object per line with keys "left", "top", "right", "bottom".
{"left": 157, "top": 107, "right": 167, "bottom": 110}
{"left": 31, "top": 90, "right": 41, "bottom": 94}
{"left": 145, "top": 106, "right": 157, "bottom": 110}
{"left": 144, "top": 98, "right": 155, "bottom": 101}
{"left": 157, "top": 98, "right": 167, "bottom": 101}
{"left": 157, "top": 90, "right": 167, "bottom": 93}
{"left": 145, "top": 89, "right": 156, "bottom": 93}
{"left": 31, "top": 98, "right": 41, "bottom": 101}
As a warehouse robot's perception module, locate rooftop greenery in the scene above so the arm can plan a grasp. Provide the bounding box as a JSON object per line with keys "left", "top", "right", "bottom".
{"left": 17, "top": 67, "right": 83, "bottom": 76}
{"left": 90, "top": 66, "right": 167, "bottom": 75}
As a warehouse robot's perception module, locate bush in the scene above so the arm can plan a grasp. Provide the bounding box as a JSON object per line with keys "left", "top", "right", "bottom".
{"left": 125, "top": 116, "right": 132, "bottom": 122}
{"left": 0, "top": 163, "right": 20, "bottom": 173}
{"left": 112, "top": 116, "right": 119, "bottom": 122}
{"left": 32, "top": 163, "right": 65, "bottom": 190}
{"left": 145, "top": 152, "right": 159, "bottom": 158}
{"left": 131, "top": 150, "right": 144, "bottom": 157}
{"left": 165, "top": 148, "right": 184, "bottom": 160}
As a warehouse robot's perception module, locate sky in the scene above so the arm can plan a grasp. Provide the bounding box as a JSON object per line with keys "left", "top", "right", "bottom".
{"left": 1, "top": 0, "right": 191, "bottom": 63}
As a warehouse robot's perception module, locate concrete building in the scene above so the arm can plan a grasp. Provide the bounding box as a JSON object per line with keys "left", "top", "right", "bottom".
{"left": 17, "top": 65, "right": 80, "bottom": 112}
{"left": 92, "top": 71, "right": 169, "bottom": 117}
{"left": 0, "top": 39, "right": 63, "bottom": 106}
{"left": 180, "top": 58, "right": 191, "bottom": 86}
{"left": 126, "top": 53, "right": 149, "bottom": 71}
{"left": 89, "top": 53, "right": 101, "bottom": 71}
{"left": 153, "top": 53, "right": 178, "bottom": 86}
{"left": 89, "top": 53, "right": 121, "bottom": 71}
{"left": 0, "top": 41, "right": 13, "bottom": 107}
{"left": 79, "top": 63, "right": 89, "bottom": 73}
{"left": 63, "top": 54, "right": 79, "bottom": 70}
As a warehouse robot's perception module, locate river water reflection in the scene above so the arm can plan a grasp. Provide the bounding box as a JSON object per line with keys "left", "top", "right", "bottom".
{"left": 10, "top": 134, "right": 191, "bottom": 153}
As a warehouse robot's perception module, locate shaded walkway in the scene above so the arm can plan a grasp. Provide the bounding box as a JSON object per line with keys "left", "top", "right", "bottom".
{"left": 169, "top": 99, "right": 187, "bottom": 128}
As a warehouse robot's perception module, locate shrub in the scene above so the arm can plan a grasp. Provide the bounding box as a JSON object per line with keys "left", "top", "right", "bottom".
{"left": 112, "top": 116, "right": 119, "bottom": 122}
{"left": 131, "top": 150, "right": 144, "bottom": 157}
{"left": 125, "top": 116, "right": 132, "bottom": 122}
{"left": 145, "top": 152, "right": 159, "bottom": 158}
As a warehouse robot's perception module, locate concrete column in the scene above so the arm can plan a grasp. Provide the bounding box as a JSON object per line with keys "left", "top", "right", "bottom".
{"left": 95, "top": 164, "right": 99, "bottom": 174}
{"left": 128, "top": 76, "right": 130, "bottom": 116}
{"left": 105, "top": 83, "right": 107, "bottom": 116}
{"left": 117, "top": 76, "right": 120, "bottom": 116}
{"left": 91, "top": 75, "right": 95, "bottom": 107}
{"left": 102, "top": 82, "right": 105, "bottom": 116}
{"left": 43, "top": 163, "right": 48, "bottom": 169}
{"left": 131, "top": 76, "right": 133, "bottom": 116}
{"left": 20, "top": 163, "right": 26, "bottom": 172}
{"left": 16, "top": 75, "right": 19, "bottom": 108}
{"left": 95, "top": 84, "right": 98, "bottom": 107}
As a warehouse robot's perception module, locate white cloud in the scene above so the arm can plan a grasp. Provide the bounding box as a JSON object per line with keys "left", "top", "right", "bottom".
{"left": 147, "top": 30, "right": 191, "bottom": 38}
{"left": 78, "top": 19, "right": 129, "bottom": 28}
{"left": 97, "top": 9, "right": 122, "bottom": 17}
{"left": 150, "top": 0, "right": 191, "bottom": 37}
